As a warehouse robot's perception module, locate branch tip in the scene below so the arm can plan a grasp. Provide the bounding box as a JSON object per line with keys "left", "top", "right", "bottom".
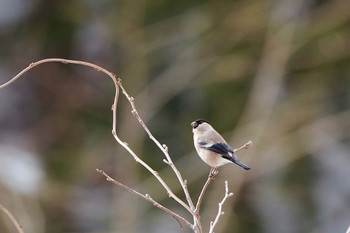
{"left": 96, "top": 168, "right": 101, "bottom": 173}
{"left": 234, "top": 140, "right": 253, "bottom": 153}
{"left": 244, "top": 140, "right": 253, "bottom": 149}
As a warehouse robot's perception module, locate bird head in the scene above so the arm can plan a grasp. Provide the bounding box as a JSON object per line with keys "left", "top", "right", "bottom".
{"left": 191, "top": 119, "right": 207, "bottom": 129}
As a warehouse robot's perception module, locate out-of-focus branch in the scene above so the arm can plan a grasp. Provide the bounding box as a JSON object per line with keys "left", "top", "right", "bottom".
{"left": 209, "top": 181, "right": 233, "bottom": 233}
{"left": 0, "top": 203, "right": 25, "bottom": 233}
{"left": 96, "top": 169, "right": 194, "bottom": 230}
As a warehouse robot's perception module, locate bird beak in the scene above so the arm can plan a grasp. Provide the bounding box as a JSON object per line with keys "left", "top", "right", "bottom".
{"left": 190, "top": 121, "right": 196, "bottom": 128}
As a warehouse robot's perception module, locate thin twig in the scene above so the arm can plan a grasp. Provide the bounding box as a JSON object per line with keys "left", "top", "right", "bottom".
{"left": 209, "top": 181, "right": 234, "bottom": 233}
{"left": 96, "top": 169, "right": 194, "bottom": 230}
{"left": 234, "top": 140, "right": 253, "bottom": 153}
{"left": 0, "top": 204, "right": 25, "bottom": 233}
{"left": 0, "top": 58, "right": 119, "bottom": 90}
{"left": 195, "top": 167, "right": 218, "bottom": 214}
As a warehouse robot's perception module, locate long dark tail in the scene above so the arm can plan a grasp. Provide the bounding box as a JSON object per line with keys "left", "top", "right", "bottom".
{"left": 233, "top": 160, "right": 251, "bottom": 170}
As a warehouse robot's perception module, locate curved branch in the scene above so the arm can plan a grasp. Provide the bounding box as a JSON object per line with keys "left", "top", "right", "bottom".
{"left": 0, "top": 58, "right": 119, "bottom": 90}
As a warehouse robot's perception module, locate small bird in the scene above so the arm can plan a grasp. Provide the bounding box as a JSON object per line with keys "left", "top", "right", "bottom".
{"left": 191, "top": 119, "right": 250, "bottom": 170}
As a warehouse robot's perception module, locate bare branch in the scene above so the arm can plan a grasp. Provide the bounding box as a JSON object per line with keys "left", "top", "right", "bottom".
{"left": 234, "top": 140, "right": 253, "bottom": 153}
{"left": 195, "top": 167, "right": 218, "bottom": 214}
{"left": 0, "top": 58, "right": 119, "bottom": 90}
{"left": 209, "top": 181, "right": 234, "bottom": 233}
{"left": 0, "top": 203, "right": 25, "bottom": 233}
{"left": 96, "top": 169, "right": 194, "bottom": 230}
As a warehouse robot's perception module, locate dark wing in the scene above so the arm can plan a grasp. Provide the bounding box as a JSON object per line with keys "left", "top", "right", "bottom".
{"left": 198, "top": 141, "right": 234, "bottom": 155}
{"left": 198, "top": 141, "right": 251, "bottom": 170}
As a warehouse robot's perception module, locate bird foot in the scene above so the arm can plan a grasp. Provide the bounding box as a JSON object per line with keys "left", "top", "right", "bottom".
{"left": 209, "top": 167, "right": 219, "bottom": 178}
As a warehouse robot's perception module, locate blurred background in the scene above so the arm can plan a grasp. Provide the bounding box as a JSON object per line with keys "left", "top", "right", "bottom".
{"left": 0, "top": 0, "right": 349, "bottom": 232}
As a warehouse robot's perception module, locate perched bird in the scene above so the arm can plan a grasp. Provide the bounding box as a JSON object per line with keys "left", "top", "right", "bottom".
{"left": 191, "top": 119, "right": 251, "bottom": 170}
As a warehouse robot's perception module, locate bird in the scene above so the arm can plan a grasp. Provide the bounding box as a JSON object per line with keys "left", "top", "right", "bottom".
{"left": 191, "top": 119, "right": 251, "bottom": 170}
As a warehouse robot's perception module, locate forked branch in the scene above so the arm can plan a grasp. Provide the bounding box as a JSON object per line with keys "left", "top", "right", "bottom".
{"left": 117, "top": 80, "right": 201, "bottom": 230}
{"left": 209, "top": 181, "right": 234, "bottom": 233}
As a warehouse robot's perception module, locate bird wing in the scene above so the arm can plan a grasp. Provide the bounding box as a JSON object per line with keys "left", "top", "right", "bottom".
{"left": 197, "top": 140, "right": 251, "bottom": 170}
{"left": 198, "top": 141, "right": 234, "bottom": 155}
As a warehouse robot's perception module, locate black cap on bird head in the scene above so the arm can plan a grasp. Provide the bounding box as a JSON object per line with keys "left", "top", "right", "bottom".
{"left": 191, "top": 119, "right": 207, "bottom": 129}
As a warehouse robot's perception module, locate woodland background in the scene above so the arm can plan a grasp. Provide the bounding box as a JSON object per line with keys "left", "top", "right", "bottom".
{"left": 0, "top": 0, "right": 349, "bottom": 233}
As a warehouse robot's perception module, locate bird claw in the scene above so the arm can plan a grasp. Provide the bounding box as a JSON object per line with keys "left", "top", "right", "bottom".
{"left": 209, "top": 167, "right": 219, "bottom": 178}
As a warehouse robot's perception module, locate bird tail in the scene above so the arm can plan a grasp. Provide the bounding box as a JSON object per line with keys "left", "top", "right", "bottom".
{"left": 233, "top": 160, "right": 251, "bottom": 170}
